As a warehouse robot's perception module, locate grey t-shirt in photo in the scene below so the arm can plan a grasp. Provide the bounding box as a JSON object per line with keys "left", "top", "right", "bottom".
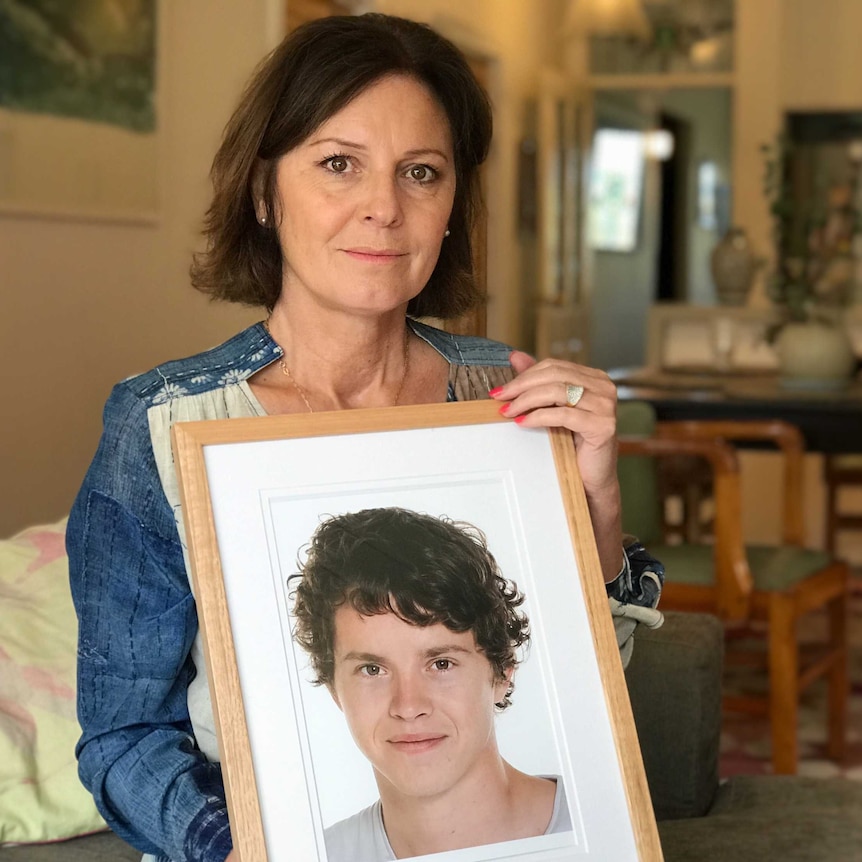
{"left": 323, "top": 776, "right": 572, "bottom": 862}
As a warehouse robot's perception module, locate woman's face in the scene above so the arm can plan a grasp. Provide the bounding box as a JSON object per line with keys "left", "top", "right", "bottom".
{"left": 270, "top": 74, "right": 456, "bottom": 319}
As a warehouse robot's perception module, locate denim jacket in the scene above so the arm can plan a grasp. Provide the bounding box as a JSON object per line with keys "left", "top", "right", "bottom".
{"left": 67, "top": 321, "right": 663, "bottom": 862}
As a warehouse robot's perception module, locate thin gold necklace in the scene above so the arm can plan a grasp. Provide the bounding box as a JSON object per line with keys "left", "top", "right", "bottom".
{"left": 263, "top": 319, "right": 411, "bottom": 413}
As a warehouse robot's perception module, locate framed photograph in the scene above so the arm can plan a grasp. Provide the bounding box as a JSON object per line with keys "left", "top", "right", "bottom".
{"left": 172, "top": 401, "right": 660, "bottom": 861}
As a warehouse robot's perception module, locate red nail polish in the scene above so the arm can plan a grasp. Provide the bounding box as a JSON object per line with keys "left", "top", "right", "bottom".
{"left": 514, "top": 415, "right": 526, "bottom": 425}
{"left": 488, "top": 386, "right": 503, "bottom": 397}
{"left": 498, "top": 403, "right": 509, "bottom": 416}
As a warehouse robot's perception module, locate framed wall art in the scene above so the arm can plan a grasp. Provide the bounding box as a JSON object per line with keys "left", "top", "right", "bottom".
{"left": 0, "top": 0, "right": 160, "bottom": 222}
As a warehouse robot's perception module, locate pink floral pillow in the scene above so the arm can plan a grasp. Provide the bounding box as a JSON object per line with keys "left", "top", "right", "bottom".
{"left": 0, "top": 518, "right": 106, "bottom": 845}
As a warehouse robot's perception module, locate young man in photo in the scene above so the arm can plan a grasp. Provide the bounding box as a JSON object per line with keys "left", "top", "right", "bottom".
{"left": 290, "top": 507, "right": 572, "bottom": 862}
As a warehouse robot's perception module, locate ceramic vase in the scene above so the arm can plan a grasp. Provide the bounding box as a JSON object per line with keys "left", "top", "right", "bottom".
{"left": 774, "top": 321, "right": 856, "bottom": 388}
{"left": 711, "top": 227, "right": 759, "bottom": 306}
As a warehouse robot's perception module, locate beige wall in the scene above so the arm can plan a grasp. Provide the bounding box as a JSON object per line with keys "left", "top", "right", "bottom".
{"left": 0, "top": 1, "right": 269, "bottom": 537}
{"left": 0, "top": 0, "right": 563, "bottom": 537}
{"left": 781, "top": 0, "right": 862, "bottom": 111}
{"left": 730, "top": 0, "right": 782, "bottom": 307}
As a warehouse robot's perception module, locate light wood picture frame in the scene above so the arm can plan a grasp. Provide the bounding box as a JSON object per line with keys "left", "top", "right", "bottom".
{"left": 172, "top": 401, "right": 661, "bottom": 861}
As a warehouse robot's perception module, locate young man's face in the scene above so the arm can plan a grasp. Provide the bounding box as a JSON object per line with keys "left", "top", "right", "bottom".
{"left": 328, "top": 606, "right": 512, "bottom": 801}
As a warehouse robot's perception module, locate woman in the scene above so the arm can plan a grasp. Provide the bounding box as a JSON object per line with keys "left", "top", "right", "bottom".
{"left": 67, "top": 13, "right": 662, "bottom": 862}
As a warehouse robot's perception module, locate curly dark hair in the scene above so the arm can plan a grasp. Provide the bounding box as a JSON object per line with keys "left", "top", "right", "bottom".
{"left": 290, "top": 508, "right": 530, "bottom": 709}
{"left": 190, "top": 13, "right": 493, "bottom": 318}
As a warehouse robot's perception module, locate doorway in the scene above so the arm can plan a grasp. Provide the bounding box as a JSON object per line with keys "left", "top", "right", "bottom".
{"left": 587, "top": 87, "right": 732, "bottom": 370}
{"left": 656, "top": 111, "right": 691, "bottom": 302}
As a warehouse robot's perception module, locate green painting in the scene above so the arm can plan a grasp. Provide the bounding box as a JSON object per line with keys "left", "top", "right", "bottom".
{"left": 0, "top": 0, "right": 156, "bottom": 133}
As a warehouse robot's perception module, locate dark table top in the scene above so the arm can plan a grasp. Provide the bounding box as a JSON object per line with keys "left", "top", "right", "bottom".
{"left": 610, "top": 368, "right": 862, "bottom": 454}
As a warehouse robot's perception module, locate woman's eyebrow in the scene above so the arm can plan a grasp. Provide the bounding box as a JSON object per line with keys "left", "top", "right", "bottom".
{"left": 308, "top": 136, "right": 365, "bottom": 150}
{"left": 403, "top": 148, "right": 451, "bottom": 161}
{"left": 306, "top": 137, "right": 450, "bottom": 162}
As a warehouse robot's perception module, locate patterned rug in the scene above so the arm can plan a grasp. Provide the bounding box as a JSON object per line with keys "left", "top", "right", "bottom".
{"left": 719, "top": 589, "right": 862, "bottom": 780}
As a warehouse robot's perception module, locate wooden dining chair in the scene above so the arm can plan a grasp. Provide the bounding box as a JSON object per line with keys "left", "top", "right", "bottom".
{"left": 617, "top": 402, "right": 849, "bottom": 775}
{"left": 823, "top": 454, "right": 862, "bottom": 557}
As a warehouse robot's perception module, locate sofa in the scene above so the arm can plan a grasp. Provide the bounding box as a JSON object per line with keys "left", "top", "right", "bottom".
{"left": 628, "top": 612, "right": 862, "bottom": 861}
{"left": 2, "top": 521, "right": 860, "bottom": 861}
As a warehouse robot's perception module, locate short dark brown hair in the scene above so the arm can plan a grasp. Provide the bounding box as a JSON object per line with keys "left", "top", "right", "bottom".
{"left": 191, "top": 13, "right": 492, "bottom": 318}
{"left": 290, "top": 508, "right": 530, "bottom": 709}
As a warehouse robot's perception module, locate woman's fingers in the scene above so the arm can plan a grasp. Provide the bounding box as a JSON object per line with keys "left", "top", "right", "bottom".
{"left": 490, "top": 353, "right": 619, "bottom": 493}
{"left": 493, "top": 356, "right": 614, "bottom": 401}
{"left": 491, "top": 356, "right": 616, "bottom": 423}
{"left": 508, "top": 349, "right": 538, "bottom": 375}
{"left": 504, "top": 379, "right": 610, "bottom": 413}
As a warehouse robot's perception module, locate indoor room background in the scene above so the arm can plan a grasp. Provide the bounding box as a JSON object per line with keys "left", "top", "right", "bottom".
{"left": 3, "top": 0, "right": 862, "bottom": 566}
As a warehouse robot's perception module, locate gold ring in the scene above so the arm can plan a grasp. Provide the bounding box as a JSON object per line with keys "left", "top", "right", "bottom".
{"left": 565, "top": 383, "right": 585, "bottom": 408}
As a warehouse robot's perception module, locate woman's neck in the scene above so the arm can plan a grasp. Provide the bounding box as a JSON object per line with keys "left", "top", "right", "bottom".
{"left": 265, "top": 298, "right": 411, "bottom": 412}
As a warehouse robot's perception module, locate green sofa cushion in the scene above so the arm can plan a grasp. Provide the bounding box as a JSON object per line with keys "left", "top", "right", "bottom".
{"left": 650, "top": 543, "right": 834, "bottom": 592}
{"left": 659, "top": 776, "right": 862, "bottom": 861}
{"left": 625, "top": 611, "right": 723, "bottom": 821}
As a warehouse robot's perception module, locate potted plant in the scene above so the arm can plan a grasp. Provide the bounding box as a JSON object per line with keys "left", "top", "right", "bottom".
{"left": 761, "top": 134, "right": 858, "bottom": 385}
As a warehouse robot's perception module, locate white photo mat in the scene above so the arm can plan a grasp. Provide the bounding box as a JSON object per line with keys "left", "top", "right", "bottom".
{"left": 172, "top": 401, "right": 660, "bottom": 861}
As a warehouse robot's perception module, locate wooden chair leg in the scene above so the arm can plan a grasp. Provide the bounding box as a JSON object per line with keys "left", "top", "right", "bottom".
{"left": 684, "top": 482, "right": 703, "bottom": 542}
{"left": 827, "top": 586, "right": 849, "bottom": 762}
{"left": 768, "top": 592, "right": 799, "bottom": 775}
{"left": 825, "top": 473, "right": 839, "bottom": 555}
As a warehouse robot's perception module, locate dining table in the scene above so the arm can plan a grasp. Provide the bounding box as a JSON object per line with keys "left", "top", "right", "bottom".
{"left": 610, "top": 367, "right": 862, "bottom": 454}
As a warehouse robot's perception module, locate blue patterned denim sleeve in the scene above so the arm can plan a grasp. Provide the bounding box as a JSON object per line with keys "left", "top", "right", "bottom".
{"left": 67, "top": 382, "right": 232, "bottom": 862}
{"left": 605, "top": 537, "right": 665, "bottom": 609}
